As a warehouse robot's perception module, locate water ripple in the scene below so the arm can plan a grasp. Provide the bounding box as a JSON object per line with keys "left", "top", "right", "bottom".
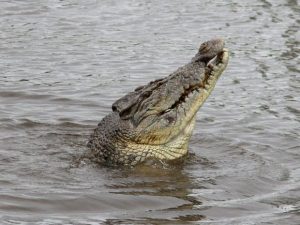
{"left": 1, "top": 0, "right": 299, "bottom": 224}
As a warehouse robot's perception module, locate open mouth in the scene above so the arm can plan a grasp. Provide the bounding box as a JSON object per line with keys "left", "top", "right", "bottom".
{"left": 164, "top": 48, "right": 229, "bottom": 113}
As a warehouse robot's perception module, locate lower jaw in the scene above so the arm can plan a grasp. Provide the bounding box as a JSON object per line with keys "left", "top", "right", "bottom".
{"left": 162, "top": 115, "right": 197, "bottom": 157}
{"left": 124, "top": 117, "right": 196, "bottom": 164}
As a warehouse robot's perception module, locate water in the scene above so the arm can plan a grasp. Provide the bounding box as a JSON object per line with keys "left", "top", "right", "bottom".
{"left": 0, "top": 0, "right": 299, "bottom": 224}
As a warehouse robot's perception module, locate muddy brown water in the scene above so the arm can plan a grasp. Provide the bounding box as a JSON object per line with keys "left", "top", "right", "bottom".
{"left": 0, "top": 0, "right": 299, "bottom": 224}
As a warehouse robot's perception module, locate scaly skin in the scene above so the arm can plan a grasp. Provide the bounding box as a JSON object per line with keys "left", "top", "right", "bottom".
{"left": 87, "top": 39, "right": 229, "bottom": 166}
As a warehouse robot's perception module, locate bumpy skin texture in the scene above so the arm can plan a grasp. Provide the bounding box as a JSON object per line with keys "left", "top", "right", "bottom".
{"left": 87, "top": 39, "right": 229, "bottom": 166}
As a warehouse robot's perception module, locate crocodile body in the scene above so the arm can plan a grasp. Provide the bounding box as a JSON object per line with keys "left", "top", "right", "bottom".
{"left": 87, "top": 39, "right": 229, "bottom": 166}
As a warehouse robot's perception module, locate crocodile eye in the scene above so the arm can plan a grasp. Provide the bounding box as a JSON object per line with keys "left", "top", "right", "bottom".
{"left": 165, "top": 115, "right": 175, "bottom": 124}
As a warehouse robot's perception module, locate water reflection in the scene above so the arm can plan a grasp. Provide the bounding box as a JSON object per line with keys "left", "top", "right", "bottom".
{"left": 103, "top": 160, "right": 206, "bottom": 224}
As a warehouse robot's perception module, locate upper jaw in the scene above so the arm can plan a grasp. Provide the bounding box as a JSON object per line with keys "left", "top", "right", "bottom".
{"left": 115, "top": 42, "right": 229, "bottom": 129}
{"left": 167, "top": 48, "right": 229, "bottom": 110}
{"left": 193, "top": 38, "right": 225, "bottom": 64}
{"left": 139, "top": 48, "right": 229, "bottom": 124}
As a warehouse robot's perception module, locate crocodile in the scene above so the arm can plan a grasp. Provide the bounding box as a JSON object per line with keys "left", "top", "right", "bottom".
{"left": 87, "top": 38, "right": 229, "bottom": 166}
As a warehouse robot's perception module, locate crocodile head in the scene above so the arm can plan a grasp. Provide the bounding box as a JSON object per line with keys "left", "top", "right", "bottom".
{"left": 108, "top": 39, "right": 229, "bottom": 163}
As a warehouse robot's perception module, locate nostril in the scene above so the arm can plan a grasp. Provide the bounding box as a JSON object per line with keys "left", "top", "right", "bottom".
{"left": 112, "top": 105, "right": 117, "bottom": 111}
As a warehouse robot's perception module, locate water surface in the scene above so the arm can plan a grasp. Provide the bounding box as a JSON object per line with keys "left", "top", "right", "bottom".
{"left": 0, "top": 0, "right": 299, "bottom": 224}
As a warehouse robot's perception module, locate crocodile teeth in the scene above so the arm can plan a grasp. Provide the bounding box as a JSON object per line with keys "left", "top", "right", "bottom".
{"left": 207, "top": 55, "right": 218, "bottom": 66}
{"left": 165, "top": 108, "right": 171, "bottom": 113}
